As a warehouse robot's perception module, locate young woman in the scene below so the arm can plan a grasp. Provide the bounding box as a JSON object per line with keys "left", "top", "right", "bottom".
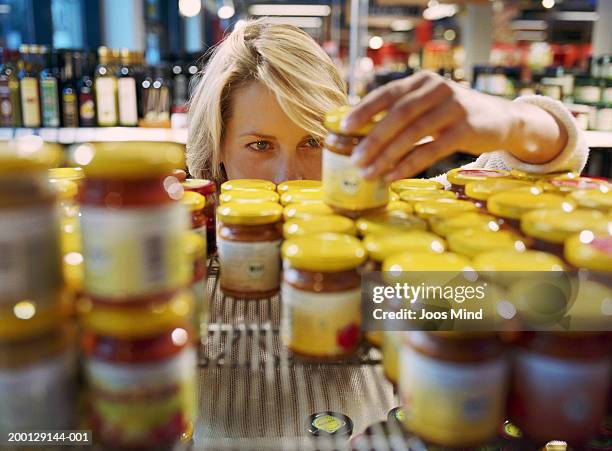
{"left": 187, "top": 19, "right": 588, "bottom": 185}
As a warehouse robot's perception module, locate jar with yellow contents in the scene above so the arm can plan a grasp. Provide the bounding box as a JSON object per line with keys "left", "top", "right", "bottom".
{"left": 399, "top": 332, "right": 508, "bottom": 447}
{"left": 568, "top": 188, "right": 612, "bottom": 212}
{"left": 447, "top": 228, "right": 526, "bottom": 258}
{"left": 380, "top": 252, "right": 472, "bottom": 387}
{"left": 521, "top": 209, "right": 608, "bottom": 259}
{"left": 356, "top": 209, "right": 427, "bottom": 236}
{"left": 283, "top": 202, "right": 334, "bottom": 221}
{"left": 322, "top": 107, "right": 389, "bottom": 218}
{"left": 538, "top": 174, "right": 611, "bottom": 194}
{"left": 220, "top": 178, "right": 276, "bottom": 193}
{"left": 77, "top": 142, "right": 190, "bottom": 301}
{"left": 464, "top": 178, "right": 532, "bottom": 209}
{"left": 362, "top": 232, "right": 447, "bottom": 348}
{"left": 413, "top": 198, "right": 478, "bottom": 221}
{"left": 487, "top": 187, "right": 575, "bottom": 231}
{"left": 390, "top": 178, "right": 444, "bottom": 194}
{"left": 283, "top": 215, "right": 356, "bottom": 239}
{"left": 281, "top": 233, "right": 366, "bottom": 359}
{"left": 447, "top": 168, "right": 510, "bottom": 199}
{"left": 219, "top": 189, "right": 280, "bottom": 204}
{"left": 49, "top": 166, "right": 85, "bottom": 184}
{"left": 217, "top": 202, "right": 283, "bottom": 299}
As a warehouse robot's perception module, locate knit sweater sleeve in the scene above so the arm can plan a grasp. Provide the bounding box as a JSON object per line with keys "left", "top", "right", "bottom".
{"left": 431, "top": 95, "right": 590, "bottom": 188}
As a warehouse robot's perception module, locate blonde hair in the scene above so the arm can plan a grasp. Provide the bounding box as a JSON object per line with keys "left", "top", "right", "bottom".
{"left": 186, "top": 18, "right": 348, "bottom": 181}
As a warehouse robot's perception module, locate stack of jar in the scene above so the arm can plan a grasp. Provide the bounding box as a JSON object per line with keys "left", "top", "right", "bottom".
{"left": 0, "top": 138, "right": 78, "bottom": 437}
{"left": 76, "top": 142, "right": 197, "bottom": 449}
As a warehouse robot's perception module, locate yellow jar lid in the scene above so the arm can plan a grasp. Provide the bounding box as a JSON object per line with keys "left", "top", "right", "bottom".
{"left": 0, "top": 139, "right": 62, "bottom": 174}
{"left": 539, "top": 174, "right": 611, "bottom": 193}
{"left": 487, "top": 187, "right": 574, "bottom": 220}
{"left": 430, "top": 212, "right": 499, "bottom": 238}
{"left": 510, "top": 169, "right": 576, "bottom": 182}
{"left": 465, "top": 179, "right": 532, "bottom": 201}
{"left": 390, "top": 191, "right": 400, "bottom": 202}
{"left": 79, "top": 291, "right": 193, "bottom": 339}
{"left": 49, "top": 179, "right": 78, "bottom": 200}
{"left": 60, "top": 218, "right": 81, "bottom": 254}
{"left": 399, "top": 189, "right": 456, "bottom": 204}
{"left": 521, "top": 209, "right": 608, "bottom": 244}
{"left": 390, "top": 178, "right": 443, "bottom": 193}
{"left": 282, "top": 232, "right": 366, "bottom": 272}
{"left": 386, "top": 201, "right": 413, "bottom": 214}
{"left": 564, "top": 233, "right": 612, "bottom": 271}
{"left": 280, "top": 190, "right": 324, "bottom": 206}
{"left": 414, "top": 198, "right": 477, "bottom": 220}
{"left": 356, "top": 210, "right": 427, "bottom": 236}
{"left": 447, "top": 168, "right": 510, "bottom": 186}
{"left": 383, "top": 251, "right": 472, "bottom": 272}
{"left": 181, "top": 178, "right": 214, "bottom": 190}
{"left": 569, "top": 188, "right": 612, "bottom": 211}
{"left": 180, "top": 191, "right": 206, "bottom": 211}
{"left": 220, "top": 179, "right": 276, "bottom": 192}
{"left": 184, "top": 231, "right": 206, "bottom": 260}
{"left": 63, "top": 252, "right": 84, "bottom": 293}
{"left": 217, "top": 201, "right": 283, "bottom": 225}
{"left": 447, "top": 229, "right": 525, "bottom": 258}
{"left": 0, "top": 298, "right": 67, "bottom": 341}
{"left": 324, "top": 106, "right": 386, "bottom": 136}
{"left": 277, "top": 180, "right": 322, "bottom": 193}
{"left": 219, "top": 189, "right": 280, "bottom": 204}
{"left": 283, "top": 215, "right": 356, "bottom": 239}
{"left": 473, "top": 250, "right": 565, "bottom": 271}
{"left": 75, "top": 142, "right": 184, "bottom": 179}
{"left": 364, "top": 231, "right": 446, "bottom": 262}
{"left": 49, "top": 166, "right": 84, "bottom": 182}
{"left": 283, "top": 202, "right": 334, "bottom": 221}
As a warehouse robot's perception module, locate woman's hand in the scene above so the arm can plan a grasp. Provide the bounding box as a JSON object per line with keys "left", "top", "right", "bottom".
{"left": 341, "top": 71, "right": 567, "bottom": 181}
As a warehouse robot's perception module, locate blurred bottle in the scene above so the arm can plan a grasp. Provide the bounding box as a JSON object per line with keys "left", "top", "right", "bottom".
{"left": 0, "top": 49, "right": 22, "bottom": 127}
{"left": 171, "top": 61, "right": 188, "bottom": 128}
{"left": 94, "top": 47, "right": 118, "bottom": 126}
{"left": 117, "top": 49, "right": 138, "bottom": 126}
{"left": 77, "top": 52, "right": 96, "bottom": 127}
{"left": 39, "top": 47, "right": 61, "bottom": 128}
{"left": 61, "top": 52, "right": 78, "bottom": 127}
{"left": 19, "top": 45, "right": 41, "bottom": 128}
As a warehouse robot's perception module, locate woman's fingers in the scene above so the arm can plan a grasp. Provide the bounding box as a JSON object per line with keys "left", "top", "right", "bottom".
{"left": 351, "top": 78, "right": 454, "bottom": 168}
{"left": 384, "top": 125, "right": 468, "bottom": 180}
{"left": 340, "top": 72, "right": 431, "bottom": 133}
{"left": 361, "top": 99, "right": 463, "bottom": 180}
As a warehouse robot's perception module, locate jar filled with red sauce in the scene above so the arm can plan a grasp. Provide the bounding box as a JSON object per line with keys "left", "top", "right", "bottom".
{"left": 182, "top": 178, "right": 216, "bottom": 253}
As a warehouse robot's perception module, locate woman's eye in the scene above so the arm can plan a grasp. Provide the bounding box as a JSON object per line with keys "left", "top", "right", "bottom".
{"left": 247, "top": 141, "right": 272, "bottom": 152}
{"left": 302, "top": 138, "right": 321, "bottom": 149}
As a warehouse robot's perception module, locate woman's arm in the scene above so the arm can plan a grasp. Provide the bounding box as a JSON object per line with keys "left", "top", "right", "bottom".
{"left": 342, "top": 71, "right": 580, "bottom": 181}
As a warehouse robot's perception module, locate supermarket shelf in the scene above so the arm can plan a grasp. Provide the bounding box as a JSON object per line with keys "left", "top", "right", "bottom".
{"left": 0, "top": 128, "right": 610, "bottom": 149}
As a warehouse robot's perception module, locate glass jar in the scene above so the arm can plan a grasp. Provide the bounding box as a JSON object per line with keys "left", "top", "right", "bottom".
{"left": 447, "top": 228, "right": 526, "bottom": 258}
{"left": 574, "top": 77, "right": 603, "bottom": 104}
{"left": 538, "top": 175, "right": 611, "bottom": 194}
{"left": 390, "top": 178, "right": 443, "bottom": 194}
{"left": 217, "top": 202, "right": 283, "bottom": 299}
{"left": 355, "top": 209, "right": 427, "bottom": 236}
{"left": 322, "top": 107, "right": 389, "bottom": 218}
{"left": 283, "top": 202, "right": 334, "bottom": 221}
{"left": 281, "top": 233, "right": 366, "bottom": 359}
{"left": 510, "top": 169, "right": 577, "bottom": 183}
{"left": 0, "top": 327, "right": 77, "bottom": 436}
{"left": 430, "top": 212, "right": 500, "bottom": 238}
{"left": 385, "top": 200, "right": 413, "bottom": 213}
{"left": 280, "top": 189, "right": 324, "bottom": 206}
{"left": 447, "top": 168, "right": 510, "bottom": 199}
{"left": 49, "top": 178, "right": 80, "bottom": 219}
{"left": 283, "top": 215, "right": 356, "bottom": 239}
{"left": 596, "top": 102, "right": 612, "bottom": 131}
{"left": 413, "top": 198, "right": 478, "bottom": 221}
{"left": 0, "top": 297, "right": 68, "bottom": 342}
{"left": 389, "top": 191, "right": 400, "bottom": 202}
{"left": 277, "top": 180, "right": 322, "bottom": 194}
{"left": 77, "top": 142, "right": 190, "bottom": 301}
{"left": 181, "top": 178, "right": 216, "bottom": 252}
{"left": 181, "top": 191, "right": 207, "bottom": 244}
{"left": 400, "top": 332, "right": 508, "bottom": 447}
{"left": 82, "top": 327, "right": 196, "bottom": 449}
{"left": 399, "top": 189, "right": 457, "bottom": 205}
{"left": 473, "top": 250, "right": 565, "bottom": 273}
{"left": 487, "top": 187, "right": 574, "bottom": 230}
{"left": 565, "top": 233, "right": 612, "bottom": 272}
{"left": 508, "top": 332, "right": 611, "bottom": 445}
{"left": 521, "top": 209, "right": 608, "bottom": 258}
{"left": 48, "top": 166, "right": 85, "bottom": 183}
{"left": 219, "top": 189, "right": 280, "bottom": 204}
{"left": 220, "top": 179, "right": 275, "bottom": 193}
{"left": 185, "top": 232, "right": 207, "bottom": 342}
{"left": 568, "top": 188, "right": 612, "bottom": 212}
{"left": 381, "top": 252, "right": 473, "bottom": 386}
{"left": 464, "top": 178, "right": 532, "bottom": 209}
{"left": 363, "top": 231, "right": 446, "bottom": 272}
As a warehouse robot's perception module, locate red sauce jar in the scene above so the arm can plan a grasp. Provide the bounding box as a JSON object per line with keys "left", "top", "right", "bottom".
{"left": 182, "top": 179, "right": 216, "bottom": 253}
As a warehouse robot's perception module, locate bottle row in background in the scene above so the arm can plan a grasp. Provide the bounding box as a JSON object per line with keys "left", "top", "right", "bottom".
{"left": 0, "top": 45, "right": 201, "bottom": 129}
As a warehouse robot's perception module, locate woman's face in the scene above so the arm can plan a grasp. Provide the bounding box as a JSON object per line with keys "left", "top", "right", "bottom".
{"left": 221, "top": 82, "right": 322, "bottom": 183}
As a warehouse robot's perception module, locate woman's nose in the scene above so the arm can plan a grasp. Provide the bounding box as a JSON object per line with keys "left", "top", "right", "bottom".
{"left": 273, "top": 154, "right": 303, "bottom": 184}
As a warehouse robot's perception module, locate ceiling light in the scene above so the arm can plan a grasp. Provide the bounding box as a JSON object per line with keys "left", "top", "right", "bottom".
{"left": 264, "top": 16, "right": 323, "bottom": 28}
{"left": 542, "top": 0, "right": 555, "bottom": 9}
{"left": 391, "top": 19, "right": 413, "bottom": 32}
{"left": 218, "top": 3, "right": 235, "bottom": 19}
{"left": 443, "top": 29, "right": 456, "bottom": 41}
{"left": 423, "top": 3, "right": 458, "bottom": 21}
{"left": 369, "top": 36, "right": 384, "bottom": 50}
{"left": 178, "top": 0, "right": 201, "bottom": 17}
{"left": 248, "top": 4, "right": 331, "bottom": 17}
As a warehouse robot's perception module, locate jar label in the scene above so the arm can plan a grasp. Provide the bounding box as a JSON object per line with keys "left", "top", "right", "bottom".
{"left": 80, "top": 203, "right": 189, "bottom": 299}
{"left": 322, "top": 149, "right": 388, "bottom": 211}
{"left": 575, "top": 86, "right": 602, "bottom": 103}
{"left": 20, "top": 77, "right": 41, "bottom": 127}
{"left": 0, "top": 351, "right": 76, "bottom": 432}
{"left": 281, "top": 282, "right": 361, "bottom": 357}
{"left": 118, "top": 77, "right": 138, "bottom": 126}
{"left": 217, "top": 239, "right": 281, "bottom": 294}
{"left": 596, "top": 108, "right": 612, "bottom": 132}
{"left": 399, "top": 347, "right": 506, "bottom": 444}
{"left": 0, "top": 204, "right": 61, "bottom": 302}
{"left": 95, "top": 77, "right": 117, "bottom": 126}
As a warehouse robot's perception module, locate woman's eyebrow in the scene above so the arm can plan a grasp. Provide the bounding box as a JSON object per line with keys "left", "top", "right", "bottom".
{"left": 239, "top": 132, "right": 277, "bottom": 139}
